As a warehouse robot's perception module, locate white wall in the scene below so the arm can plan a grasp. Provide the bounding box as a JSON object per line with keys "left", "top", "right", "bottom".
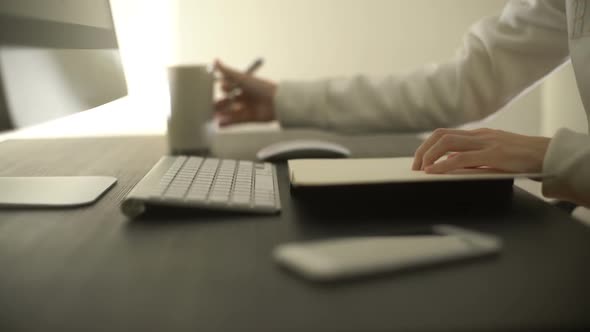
{"left": 112, "top": 0, "right": 565, "bottom": 136}
{"left": 175, "top": 0, "right": 505, "bottom": 77}
{"left": 109, "top": 0, "right": 174, "bottom": 112}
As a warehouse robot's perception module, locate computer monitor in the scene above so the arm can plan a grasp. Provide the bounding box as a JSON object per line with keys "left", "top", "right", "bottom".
{"left": 0, "top": 0, "right": 127, "bottom": 207}
{"left": 0, "top": 0, "right": 127, "bottom": 130}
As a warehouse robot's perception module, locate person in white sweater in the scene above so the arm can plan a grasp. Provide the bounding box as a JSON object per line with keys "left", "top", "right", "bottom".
{"left": 214, "top": 0, "right": 590, "bottom": 207}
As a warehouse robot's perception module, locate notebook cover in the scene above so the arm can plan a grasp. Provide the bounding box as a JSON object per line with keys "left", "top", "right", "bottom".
{"left": 288, "top": 157, "right": 546, "bottom": 187}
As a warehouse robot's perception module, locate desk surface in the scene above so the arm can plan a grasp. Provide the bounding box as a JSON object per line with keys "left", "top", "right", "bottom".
{"left": 1, "top": 134, "right": 589, "bottom": 332}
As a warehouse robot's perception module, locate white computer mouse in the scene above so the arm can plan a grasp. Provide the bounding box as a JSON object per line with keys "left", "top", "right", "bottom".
{"left": 256, "top": 139, "right": 352, "bottom": 161}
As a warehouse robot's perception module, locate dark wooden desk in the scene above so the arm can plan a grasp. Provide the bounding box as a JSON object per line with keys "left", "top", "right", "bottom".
{"left": 1, "top": 133, "right": 589, "bottom": 332}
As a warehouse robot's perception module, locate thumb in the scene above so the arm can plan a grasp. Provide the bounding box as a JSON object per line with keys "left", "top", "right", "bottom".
{"left": 214, "top": 60, "right": 251, "bottom": 88}
{"left": 215, "top": 59, "right": 279, "bottom": 100}
{"left": 215, "top": 59, "right": 275, "bottom": 99}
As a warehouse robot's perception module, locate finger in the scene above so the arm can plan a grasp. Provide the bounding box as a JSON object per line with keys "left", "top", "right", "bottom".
{"left": 216, "top": 109, "right": 255, "bottom": 127}
{"left": 446, "top": 152, "right": 460, "bottom": 159}
{"left": 221, "top": 80, "right": 239, "bottom": 93}
{"left": 421, "top": 134, "right": 484, "bottom": 169}
{"left": 445, "top": 153, "right": 482, "bottom": 169}
{"left": 215, "top": 102, "right": 255, "bottom": 126}
{"left": 412, "top": 129, "right": 476, "bottom": 170}
{"left": 214, "top": 98, "right": 232, "bottom": 111}
{"left": 215, "top": 59, "right": 277, "bottom": 99}
{"left": 219, "top": 77, "right": 247, "bottom": 94}
{"left": 425, "top": 151, "right": 488, "bottom": 174}
{"left": 214, "top": 60, "right": 250, "bottom": 88}
{"left": 214, "top": 96, "right": 246, "bottom": 111}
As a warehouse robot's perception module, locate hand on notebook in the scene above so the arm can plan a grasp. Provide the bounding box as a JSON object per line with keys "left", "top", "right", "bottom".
{"left": 412, "top": 128, "right": 550, "bottom": 174}
{"left": 214, "top": 59, "right": 277, "bottom": 126}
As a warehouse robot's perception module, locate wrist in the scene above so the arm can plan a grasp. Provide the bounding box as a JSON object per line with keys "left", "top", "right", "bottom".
{"left": 533, "top": 136, "right": 551, "bottom": 173}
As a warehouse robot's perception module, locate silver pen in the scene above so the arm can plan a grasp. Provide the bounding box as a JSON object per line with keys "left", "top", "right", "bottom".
{"left": 244, "top": 57, "right": 264, "bottom": 75}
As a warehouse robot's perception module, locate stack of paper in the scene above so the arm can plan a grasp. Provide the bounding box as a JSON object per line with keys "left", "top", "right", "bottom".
{"left": 288, "top": 157, "right": 546, "bottom": 187}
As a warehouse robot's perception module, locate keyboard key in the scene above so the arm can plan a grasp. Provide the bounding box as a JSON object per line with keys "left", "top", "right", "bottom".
{"left": 131, "top": 156, "right": 280, "bottom": 214}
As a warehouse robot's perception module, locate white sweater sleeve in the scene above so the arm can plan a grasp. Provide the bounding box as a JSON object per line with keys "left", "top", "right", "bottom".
{"left": 275, "top": 0, "right": 569, "bottom": 133}
{"left": 543, "top": 129, "right": 590, "bottom": 207}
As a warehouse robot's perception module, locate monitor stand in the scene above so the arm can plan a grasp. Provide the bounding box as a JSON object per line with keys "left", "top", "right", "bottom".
{"left": 0, "top": 176, "right": 117, "bottom": 207}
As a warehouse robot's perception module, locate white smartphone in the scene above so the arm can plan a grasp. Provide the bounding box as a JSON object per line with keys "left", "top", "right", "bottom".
{"left": 273, "top": 225, "right": 501, "bottom": 282}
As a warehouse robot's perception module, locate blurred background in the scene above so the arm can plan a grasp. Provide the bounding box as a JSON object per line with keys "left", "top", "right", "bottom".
{"left": 4, "top": 0, "right": 586, "bottom": 136}
{"left": 111, "top": 0, "right": 587, "bottom": 136}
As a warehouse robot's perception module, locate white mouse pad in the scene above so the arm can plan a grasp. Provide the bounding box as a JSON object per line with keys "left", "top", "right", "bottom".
{"left": 0, "top": 176, "right": 117, "bottom": 207}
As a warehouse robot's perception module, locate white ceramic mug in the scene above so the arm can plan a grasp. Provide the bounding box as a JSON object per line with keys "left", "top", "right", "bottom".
{"left": 167, "top": 64, "right": 214, "bottom": 155}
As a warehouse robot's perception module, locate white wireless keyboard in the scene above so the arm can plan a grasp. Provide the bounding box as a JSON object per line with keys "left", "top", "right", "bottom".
{"left": 121, "top": 156, "right": 281, "bottom": 218}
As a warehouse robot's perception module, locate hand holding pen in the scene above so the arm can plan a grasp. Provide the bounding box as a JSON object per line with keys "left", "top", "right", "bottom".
{"left": 214, "top": 58, "right": 278, "bottom": 126}
{"left": 224, "top": 58, "right": 264, "bottom": 99}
